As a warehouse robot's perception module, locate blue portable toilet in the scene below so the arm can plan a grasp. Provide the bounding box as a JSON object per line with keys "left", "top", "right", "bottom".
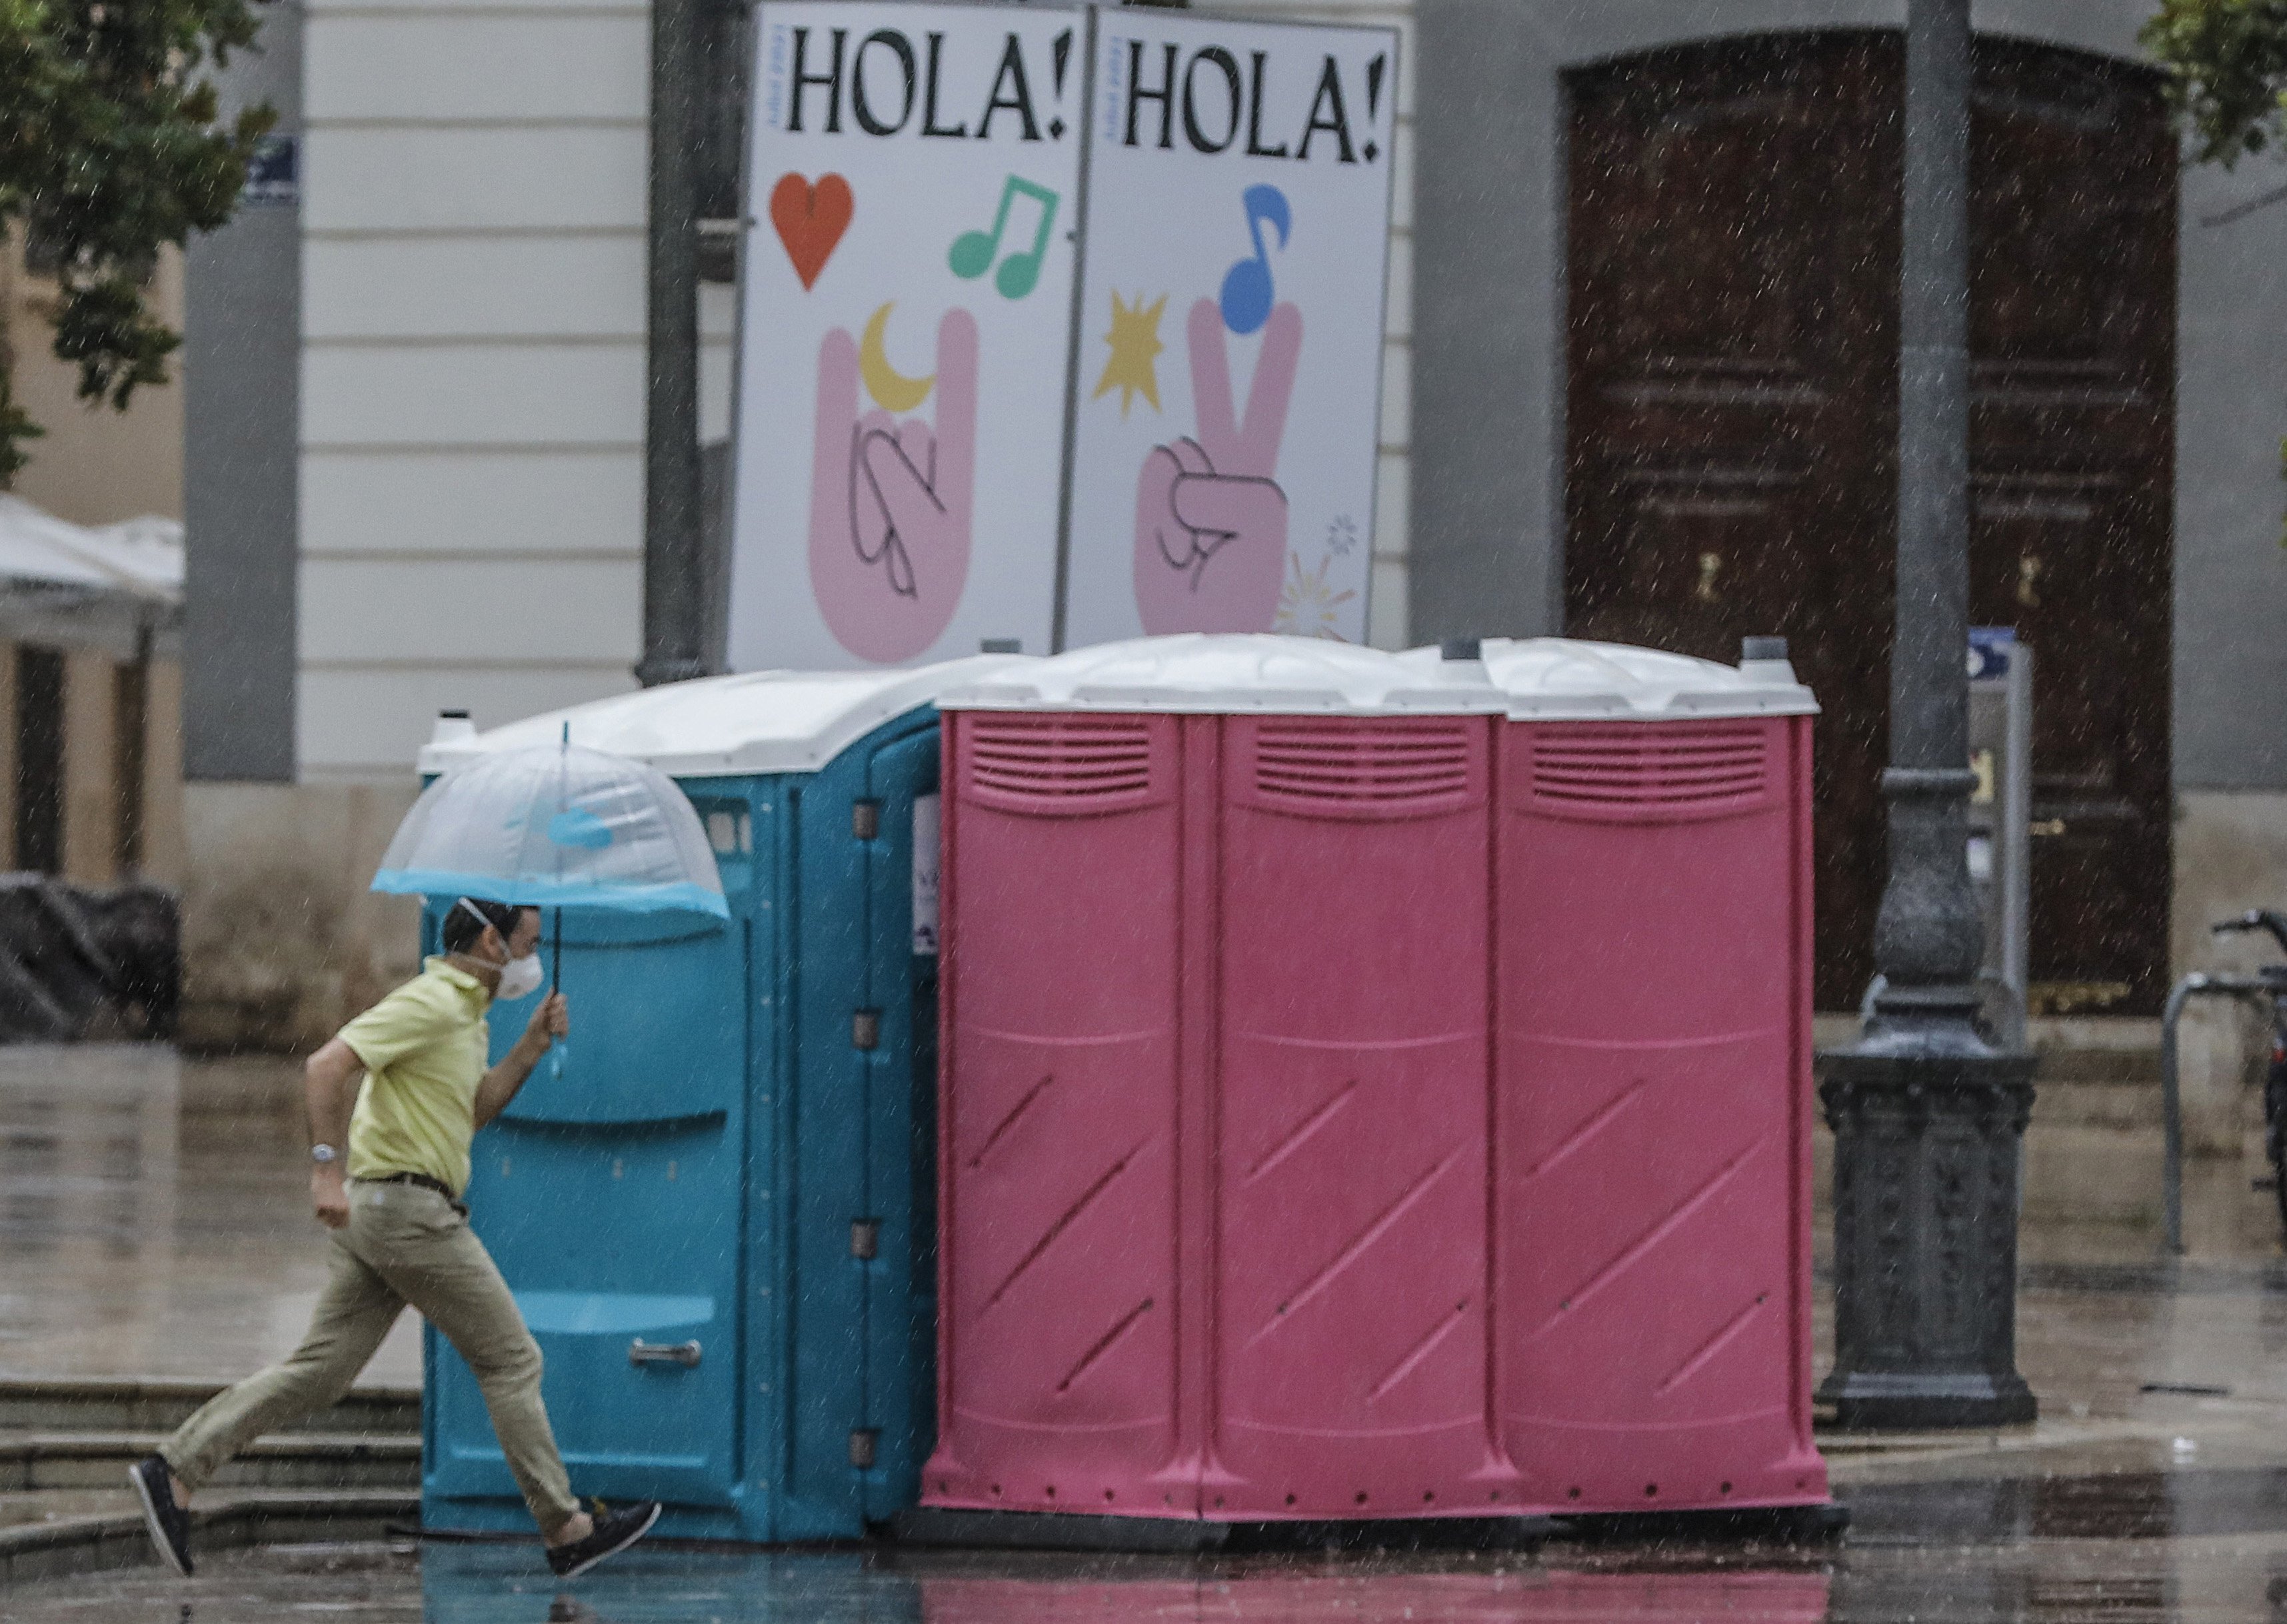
{"left": 409, "top": 658, "right": 1019, "bottom": 1544}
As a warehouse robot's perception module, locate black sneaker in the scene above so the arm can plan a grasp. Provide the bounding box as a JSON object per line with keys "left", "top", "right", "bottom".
{"left": 545, "top": 1500, "right": 661, "bottom": 1578}
{"left": 127, "top": 1454, "right": 193, "bottom": 1577}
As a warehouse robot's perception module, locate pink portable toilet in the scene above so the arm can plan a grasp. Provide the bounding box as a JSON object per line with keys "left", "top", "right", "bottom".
{"left": 923, "top": 636, "right": 1508, "bottom": 1524}
{"left": 1462, "top": 636, "right": 1830, "bottom": 1517}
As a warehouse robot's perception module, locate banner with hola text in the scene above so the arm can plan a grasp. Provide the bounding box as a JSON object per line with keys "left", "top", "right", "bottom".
{"left": 729, "top": 2, "right": 1082, "bottom": 668}
{"left": 730, "top": 4, "right": 1395, "bottom": 667}
{"left": 1065, "top": 12, "right": 1396, "bottom": 647}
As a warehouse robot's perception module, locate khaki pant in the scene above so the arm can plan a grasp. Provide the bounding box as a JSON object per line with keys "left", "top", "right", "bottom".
{"left": 163, "top": 1179, "right": 579, "bottom": 1533}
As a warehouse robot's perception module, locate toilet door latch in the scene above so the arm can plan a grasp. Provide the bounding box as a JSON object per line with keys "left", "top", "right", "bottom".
{"left": 629, "top": 1339, "right": 702, "bottom": 1369}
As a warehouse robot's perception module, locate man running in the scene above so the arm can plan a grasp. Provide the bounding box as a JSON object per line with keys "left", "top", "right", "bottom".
{"left": 130, "top": 898, "right": 659, "bottom": 1579}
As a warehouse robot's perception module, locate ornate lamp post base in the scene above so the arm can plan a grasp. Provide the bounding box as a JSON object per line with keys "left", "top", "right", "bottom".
{"left": 1817, "top": 1040, "right": 2038, "bottom": 1431}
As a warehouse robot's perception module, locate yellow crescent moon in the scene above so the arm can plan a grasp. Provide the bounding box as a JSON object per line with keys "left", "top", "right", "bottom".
{"left": 858, "top": 303, "right": 935, "bottom": 414}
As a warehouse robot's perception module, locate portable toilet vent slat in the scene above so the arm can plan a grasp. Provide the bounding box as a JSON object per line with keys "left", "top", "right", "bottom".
{"left": 412, "top": 656, "right": 1016, "bottom": 1544}
{"left": 1466, "top": 637, "right": 1828, "bottom": 1514}
{"left": 927, "top": 636, "right": 1504, "bottom": 1521}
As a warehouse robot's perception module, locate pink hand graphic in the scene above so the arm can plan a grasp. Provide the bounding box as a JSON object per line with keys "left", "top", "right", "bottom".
{"left": 1133, "top": 299, "right": 1302, "bottom": 634}
{"left": 809, "top": 309, "right": 978, "bottom": 663}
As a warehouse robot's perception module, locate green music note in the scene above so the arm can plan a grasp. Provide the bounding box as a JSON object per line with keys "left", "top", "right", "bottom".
{"left": 949, "top": 174, "right": 1061, "bottom": 300}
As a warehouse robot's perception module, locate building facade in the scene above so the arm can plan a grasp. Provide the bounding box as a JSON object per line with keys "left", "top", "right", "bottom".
{"left": 181, "top": 0, "right": 1415, "bottom": 1046}
{"left": 180, "top": 0, "right": 2287, "bottom": 1046}
{"left": 1412, "top": 0, "right": 2282, "bottom": 1025}
{"left": 0, "top": 242, "right": 189, "bottom": 900}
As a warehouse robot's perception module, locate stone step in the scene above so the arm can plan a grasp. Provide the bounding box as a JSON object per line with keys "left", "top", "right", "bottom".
{"left": 0, "top": 1487, "right": 134, "bottom": 1533}
{"left": 0, "top": 1431, "right": 419, "bottom": 1493}
{"left": 0, "top": 1488, "right": 417, "bottom": 1585}
{"left": 2031, "top": 1050, "right": 2164, "bottom": 1086}
{"left": 0, "top": 1379, "right": 417, "bottom": 1437}
{"left": 2028, "top": 1078, "right": 2165, "bottom": 1130}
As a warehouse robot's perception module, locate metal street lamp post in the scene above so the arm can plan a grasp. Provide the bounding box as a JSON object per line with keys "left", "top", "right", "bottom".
{"left": 1815, "top": 0, "right": 2038, "bottom": 1431}
{"left": 638, "top": 0, "right": 711, "bottom": 688}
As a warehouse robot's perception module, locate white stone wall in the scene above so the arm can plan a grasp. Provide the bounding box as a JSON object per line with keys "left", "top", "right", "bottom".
{"left": 301, "top": 0, "right": 669, "bottom": 780}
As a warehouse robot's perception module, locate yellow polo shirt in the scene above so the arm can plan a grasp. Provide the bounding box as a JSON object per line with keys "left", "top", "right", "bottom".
{"left": 340, "top": 958, "right": 493, "bottom": 1196}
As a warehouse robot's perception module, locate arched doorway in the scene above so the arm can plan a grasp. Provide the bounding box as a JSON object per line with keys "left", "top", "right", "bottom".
{"left": 1564, "top": 31, "right": 2175, "bottom": 1012}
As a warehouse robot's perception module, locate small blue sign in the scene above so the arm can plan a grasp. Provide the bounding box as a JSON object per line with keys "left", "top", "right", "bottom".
{"left": 243, "top": 134, "right": 298, "bottom": 207}
{"left": 1968, "top": 626, "right": 2016, "bottom": 681}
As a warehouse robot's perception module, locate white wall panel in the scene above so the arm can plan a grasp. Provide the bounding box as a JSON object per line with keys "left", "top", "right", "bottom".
{"left": 699, "top": 282, "right": 736, "bottom": 342}
{"left": 301, "top": 557, "right": 643, "bottom": 662}
{"left": 303, "top": 450, "right": 642, "bottom": 555}
{"left": 299, "top": 666, "right": 639, "bottom": 778}
{"left": 1367, "top": 556, "right": 1409, "bottom": 651}
{"left": 305, "top": 344, "right": 645, "bottom": 446}
{"left": 1373, "top": 450, "right": 1408, "bottom": 559}
{"left": 1378, "top": 342, "right": 1410, "bottom": 450}
{"left": 1383, "top": 230, "right": 1411, "bottom": 341}
{"left": 308, "top": 14, "right": 647, "bottom": 121}
{"left": 307, "top": 236, "right": 644, "bottom": 339}
{"left": 307, "top": 0, "right": 639, "bottom": 13}
{"left": 304, "top": 128, "right": 645, "bottom": 231}
{"left": 701, "top": 338, "right": 735, "bottom": 446}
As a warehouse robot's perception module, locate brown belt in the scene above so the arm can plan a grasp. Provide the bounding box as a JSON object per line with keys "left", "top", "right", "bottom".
{"left": 363, "top": 1171, "right": 469, "bottom": 1217}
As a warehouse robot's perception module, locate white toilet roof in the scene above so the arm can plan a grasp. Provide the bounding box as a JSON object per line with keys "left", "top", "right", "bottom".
{"left": 418, "top": 656, "right": 1028, "bottom": 778}
{"left": 1400, "top": 638, "right": 1820, "bottom": 721}
{"left": 935, "top": 634, "right": 1816, "bottom": 720}
{"left": 935, "top": 634, "right": 1502, "bottom": 716}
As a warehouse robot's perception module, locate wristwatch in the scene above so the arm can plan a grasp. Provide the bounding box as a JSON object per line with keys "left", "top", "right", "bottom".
{"left": 311, "top": 1144, "right": 339, "bottom": 1166}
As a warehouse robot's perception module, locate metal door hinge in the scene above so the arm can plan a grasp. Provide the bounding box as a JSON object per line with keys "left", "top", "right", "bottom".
{"left": 851, "top": 1219, "right": 880, "bottom": 1260}
{"left": 853, "top": 1010, "right": 881, "bottom": 1050}
{"left": 849, "top": 1428, "right": 879, "bottom": 1469}
{"left": 853, "top": 800, "right": 881, "bottom": 840}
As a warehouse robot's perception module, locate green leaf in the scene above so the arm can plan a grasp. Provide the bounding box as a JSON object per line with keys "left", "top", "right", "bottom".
{"left": 0, "top": 0, "right": 273, "bottom": 470}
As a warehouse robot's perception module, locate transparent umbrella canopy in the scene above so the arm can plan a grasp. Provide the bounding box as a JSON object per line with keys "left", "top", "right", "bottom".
{"left": 372, "top": 738, "right": 729, "bottom": 945}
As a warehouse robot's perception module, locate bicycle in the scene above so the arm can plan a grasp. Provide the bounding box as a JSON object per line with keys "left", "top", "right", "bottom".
{"left": 2205, "top": 910, "right": 2287, "bottom": 1239}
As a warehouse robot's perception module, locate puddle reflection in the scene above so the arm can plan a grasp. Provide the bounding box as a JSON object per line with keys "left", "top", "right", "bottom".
{"left": 419, "top": 1545, "right": 1831, "bottom": 1624}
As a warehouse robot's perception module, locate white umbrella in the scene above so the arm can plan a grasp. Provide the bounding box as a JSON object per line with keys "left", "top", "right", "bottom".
{"left": 373, "top": 736, "right": 729, "bottom": 1044}
{"left": 373, "top": 739, "right": 727, "bottom": 922}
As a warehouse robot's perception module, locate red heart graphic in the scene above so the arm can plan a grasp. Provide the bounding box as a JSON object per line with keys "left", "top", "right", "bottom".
{"left": 770, "top": 173, "right": 853, "bottom": 292}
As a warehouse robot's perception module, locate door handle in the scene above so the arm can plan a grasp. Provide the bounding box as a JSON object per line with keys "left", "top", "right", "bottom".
{"left": 629, "top": 1338, "right": 702, "bottom": 1369}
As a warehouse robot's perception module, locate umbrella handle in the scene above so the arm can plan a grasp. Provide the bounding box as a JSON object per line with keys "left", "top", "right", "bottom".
{"left": 550, "top": 904, "right": 565, "bottom": 1080}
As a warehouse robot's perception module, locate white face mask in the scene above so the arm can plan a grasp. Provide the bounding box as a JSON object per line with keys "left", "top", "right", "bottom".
{"left": 495, "top": 951, "right": 545, "bottom": 1002}
{"left": 458, "top": 900, "right": 545, "bottom": 1000}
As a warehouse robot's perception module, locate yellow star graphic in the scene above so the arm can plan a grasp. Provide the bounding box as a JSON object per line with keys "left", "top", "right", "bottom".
{"left": 1092, "top": 290, "right": 1166, "bottom": 416}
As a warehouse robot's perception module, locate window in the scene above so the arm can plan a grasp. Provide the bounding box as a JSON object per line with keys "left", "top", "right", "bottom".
{"left": 15, "top": 647, "right": 63, "bottom": 875}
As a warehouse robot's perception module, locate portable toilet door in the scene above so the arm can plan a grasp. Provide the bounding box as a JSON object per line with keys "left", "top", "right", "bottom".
{"left": 783, "top": 707, "right": 946, "bottom": 1532}
{"left": 413, "top": 658, "right": 1017, "bottom": 1543}
{"left": 421, "top": 896, "right": 751, "bottom": 1522}
{"left": 1469, "top": 637, "right": 1830, "bottom": 1517}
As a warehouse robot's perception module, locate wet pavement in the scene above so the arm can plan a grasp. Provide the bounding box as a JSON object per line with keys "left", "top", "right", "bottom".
{"left": 13, "top": 1048, "right": 2287, "bottom": 1616}
{"left": 14, "top": 1527, "right": 2287, "bottom": 1622}
{"left": 0, "top": 1046, "right": 420, "bottom": 1385}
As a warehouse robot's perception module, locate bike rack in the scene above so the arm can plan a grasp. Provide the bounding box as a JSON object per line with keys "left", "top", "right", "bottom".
{"left": 2159, "top": 972, "right": 2272, "bottom": 1255}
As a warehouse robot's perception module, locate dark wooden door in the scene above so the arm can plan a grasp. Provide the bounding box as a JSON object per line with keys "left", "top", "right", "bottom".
{"left": 1565, "top": 32, "right": 2174, "bottom": 1012}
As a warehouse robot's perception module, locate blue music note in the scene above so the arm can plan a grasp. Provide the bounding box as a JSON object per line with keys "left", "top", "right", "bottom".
{"left": 1218, "top": 185, "right": 1292, "bottom": 337}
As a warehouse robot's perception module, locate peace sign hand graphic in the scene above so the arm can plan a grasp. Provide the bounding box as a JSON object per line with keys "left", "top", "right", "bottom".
{"left": 1133, "top": 299, "right": 1303, "bottom": 635}
{"left": 808, "top": 309, "right": 978, "bottom": 663}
